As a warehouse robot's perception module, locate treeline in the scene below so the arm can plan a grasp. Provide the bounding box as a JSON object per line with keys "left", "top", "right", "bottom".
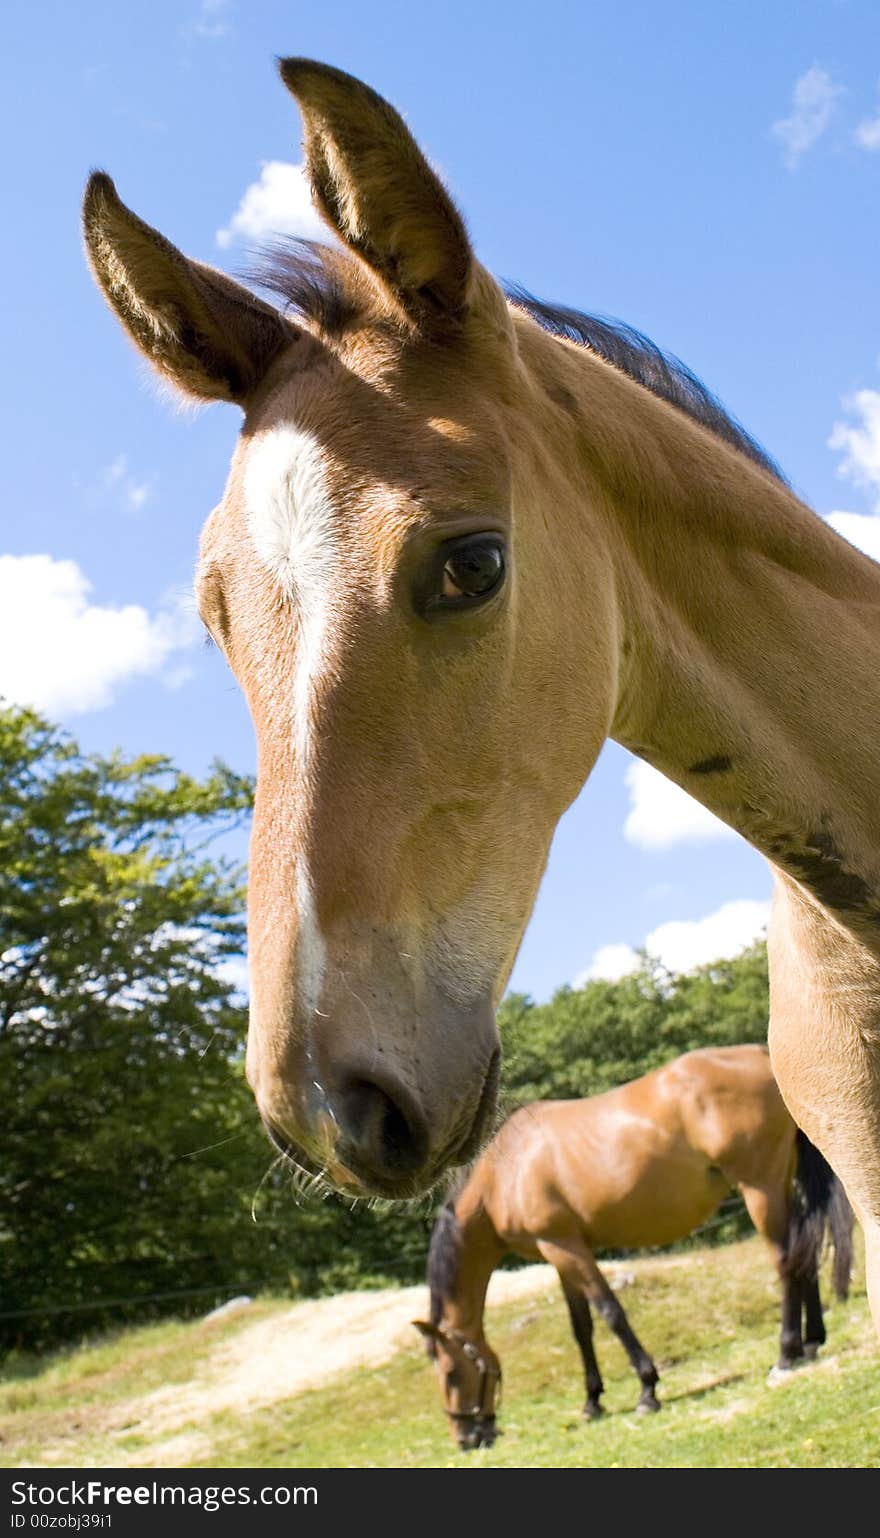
{"left": 499, "top": 941, "right": 770, "bottom": 1108}
{"left": 0, "top": 705, "right": 769, "bottom": 1353}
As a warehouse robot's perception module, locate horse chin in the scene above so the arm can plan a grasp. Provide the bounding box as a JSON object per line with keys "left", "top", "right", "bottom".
{"left": 263, "top": 1119, "right": 425, "bottom": 1201}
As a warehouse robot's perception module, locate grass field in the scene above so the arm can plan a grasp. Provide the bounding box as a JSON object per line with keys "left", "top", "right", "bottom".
{"left": 3, "top": 1232, "right": 877, "bottom": 1469}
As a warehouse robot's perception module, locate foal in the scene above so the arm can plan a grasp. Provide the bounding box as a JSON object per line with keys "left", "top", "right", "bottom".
{"left": 83, "top": 57, "right": 880, "bottom": 1330}
{"left": 417, "top": 1045, "right": 853, "bottom": 1449}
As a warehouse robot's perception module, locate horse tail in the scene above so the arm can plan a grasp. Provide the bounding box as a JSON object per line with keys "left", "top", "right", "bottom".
{"left": 783, "top": 1129, "right": 854, "bottom": 1301}
{"left": 426, "top": 1196, "right": 463, "bottom": 1356}
{"left": 827, "top": 1171, "right": 855, "bottom": 1302}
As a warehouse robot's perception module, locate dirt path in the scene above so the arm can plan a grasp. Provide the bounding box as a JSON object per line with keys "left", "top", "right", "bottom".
{"left": 19, "top": 1263, "right": 562, "bottom": 1467}
{"left": 111, "top": 1264, "right": 565, "bottom": 1465}
{"left": 21, "top": 1259, "right": 647, "bottom": 1468}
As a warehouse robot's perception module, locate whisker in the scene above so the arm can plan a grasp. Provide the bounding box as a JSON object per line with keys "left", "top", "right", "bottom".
{"left": 250, "top": 1153, "right": 285, "bottom": 1222}
{"left": 174, "top": 1132, "right": 248, "bottom": 1162}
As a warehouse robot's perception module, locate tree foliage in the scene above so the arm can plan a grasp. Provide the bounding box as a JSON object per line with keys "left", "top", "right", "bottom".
{"left": 498, "top": 945, "right": 770, "bottom": 1108}
{"left": 0, "top": 706, "right": 432, "bottom": 1351}
{"left": 2, "top": 706, "right": 254, "bottom": 1344}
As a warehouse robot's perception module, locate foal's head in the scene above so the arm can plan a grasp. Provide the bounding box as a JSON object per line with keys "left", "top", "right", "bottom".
{"left": 83, "top": 60, "right": 618, "bottom": 1196}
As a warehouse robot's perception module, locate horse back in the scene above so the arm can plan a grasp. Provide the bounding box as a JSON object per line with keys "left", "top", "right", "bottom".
{"left": 468, "top": 1078, "right": 713, "bottom": 1251}
{"left": 464, "top": 1044, "right": 791, "bottom": 1253}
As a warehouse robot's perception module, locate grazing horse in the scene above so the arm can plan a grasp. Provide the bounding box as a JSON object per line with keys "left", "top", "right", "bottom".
{"left": 415, "top": 1045, "right": 854, "bottom": 1449}
{"left": 82, "top": 57, "right": 880, "bottom": 1331}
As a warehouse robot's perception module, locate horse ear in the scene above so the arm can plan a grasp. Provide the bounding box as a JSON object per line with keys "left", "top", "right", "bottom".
{"left": 82, "top": 172, "right": 294, "bottom": 405}
{"left": 411, "top": 1319, "right": 440, "bottom": 1338}
{"left": 279, "top": 58, "right": 473, "bottom": 334}
{"left": 412, "top": 1319, "right": 441, "bottom": 1358}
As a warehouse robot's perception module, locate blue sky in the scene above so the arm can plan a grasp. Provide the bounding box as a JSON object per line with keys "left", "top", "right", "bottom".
{"left": 2, "top": 0, "right": 879, "bottom": 1001}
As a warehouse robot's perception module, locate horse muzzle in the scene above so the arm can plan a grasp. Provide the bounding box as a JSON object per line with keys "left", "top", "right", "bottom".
{"left": 454, "top": 1415, "right": 499, "bottom": 1451}
{"left": 259, "top": 1044, "right": 501, "bottom": 1200}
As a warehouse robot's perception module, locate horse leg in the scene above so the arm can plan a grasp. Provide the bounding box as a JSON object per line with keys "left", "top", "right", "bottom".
{"left": 768, "top": 878, "right": 880, "bottom": 1339}
{"left": 540, "top": 1239, "right": 660, "bottom": 1414}
{"left": 778, "top": 1272, "right": 805, "bottom": 1371}
{"left": 739, "top": 1181, "right": 804, "bottom": 1370}
{"left": 802, "top": 1275, "right": 826, "bottom": 1360}
{"left": 557, "top": 1271, "right": 605, "bottom": 1419}
{"left": 590, "top": 1270, "right": 661, "bottom": 1413}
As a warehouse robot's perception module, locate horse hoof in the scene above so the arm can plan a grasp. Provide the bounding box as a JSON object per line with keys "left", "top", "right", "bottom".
{"left": 583, "top": 1402, "right": 604, "bottom": 1421}
{"left": 637, "top": 1398, "right": 661, "bottom": 1415}
{"left": 767, "top": 1360, "right": 804, "bottom": 1384}
{"left": 802, "top": 1342, "right": 820, "bottom": 1362}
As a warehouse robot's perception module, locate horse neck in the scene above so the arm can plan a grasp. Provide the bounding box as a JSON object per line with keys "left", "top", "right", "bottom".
{"left": 445, "top": 1199, "right": 501, "bottom": 1340}
{"left": 537, "top": 327, "right": 880, "bottom": 941}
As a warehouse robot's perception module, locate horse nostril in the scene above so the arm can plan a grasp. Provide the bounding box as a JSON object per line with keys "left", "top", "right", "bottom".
{"left": 336, "top": 1075, "right": 430, "bottom": 1182}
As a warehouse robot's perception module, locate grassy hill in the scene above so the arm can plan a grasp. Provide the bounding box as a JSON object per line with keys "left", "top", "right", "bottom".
{"left": 2, "top": 1232, "right": 877, "bottom": 1469}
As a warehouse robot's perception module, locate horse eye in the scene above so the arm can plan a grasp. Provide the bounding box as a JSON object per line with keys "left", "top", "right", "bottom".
{"left": 438, "top": 536, "right": 506, "bottom": 607}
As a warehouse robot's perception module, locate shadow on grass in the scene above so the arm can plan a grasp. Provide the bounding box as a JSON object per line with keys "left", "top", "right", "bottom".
{"left": 657, "top": 1369, "right": 749, "bottom": 1406}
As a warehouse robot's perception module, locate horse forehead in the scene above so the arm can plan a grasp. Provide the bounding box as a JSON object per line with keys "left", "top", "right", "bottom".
{"left": 236, "top": 409, "right": 507, "bottom": 586}
{"left": 243, "top": 421, "right": 337, "bottom": 576}
{"left": 241, "top": 348, "right": 511, "bottom": 531}
{"left": 239, "top": 418, "right": 411, "bottom": 584}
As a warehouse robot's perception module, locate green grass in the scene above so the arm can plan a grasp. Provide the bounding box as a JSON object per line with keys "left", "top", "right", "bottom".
{"left": 2, "top": 1234, "right": 877, "bottom": 1468}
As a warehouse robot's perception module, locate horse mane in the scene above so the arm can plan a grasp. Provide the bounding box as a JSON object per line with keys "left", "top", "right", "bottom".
{"left": 505, "top": 286, "right": 786, "bottom": 484}
{"left": 251, "top": 239, "right": 366, "bottom": 335}
{"left": 253, "top": 240, "right": 784, "bottom": 486}
{"left": 426, "top": 1198, "right": 463, "bottom": 1355}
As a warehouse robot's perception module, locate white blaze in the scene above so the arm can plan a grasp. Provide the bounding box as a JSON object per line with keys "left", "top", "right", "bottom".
{"left": 295, "top": 864, "right": 327, "bottom": 1021}
{"left": 244, "top": 424, "right": 336, "bottom": 1017}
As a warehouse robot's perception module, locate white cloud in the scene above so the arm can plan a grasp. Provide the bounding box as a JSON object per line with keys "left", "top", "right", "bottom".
{"left": 0, "top": 555, "right": 196, "bottom": 717}
{"left": 188, "top": 0, "right": 233, "bottom": 39}
{"left": 101, "top": 454, "right": 152, "bottom": 513}
{"left": 826, "top": 511, "right": 880, "bottom": 564}
{"left": 855, "top": 80, "right": 880, "bottom": 151}
{"left": 772, "top": 66, "right": 843, "bottom": 167}
{"left": 623, "top": 760, "right": 736, "bottom": 851}
{"left": 581, "top": 942, "right": 641, "bottom": 984}
{"left": 216, "top": 162, "right": 328, "bottom": 250}
{"left": 828, "top": 390, "right": 880, "bottom": 510}
{"left": 855, "top": 114, "right": 880, "bottom": 151}
{"left": 577, "top": 898, "right": 771, "bottom": 985}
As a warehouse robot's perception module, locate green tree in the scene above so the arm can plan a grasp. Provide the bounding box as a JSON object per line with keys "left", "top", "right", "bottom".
{"left": 498, "top": 944, "right": 769, "bottom": 1107}
{"left": 0, "top": 705, "right": 435, "bottom": 1351}
{"left": 0, "top": 705, "right": 268, "bottom": 1347}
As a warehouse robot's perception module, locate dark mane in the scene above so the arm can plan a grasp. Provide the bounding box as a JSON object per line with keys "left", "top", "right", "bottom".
{"left": 426, "top": 1199, "right": 462, "bottom": 1352}
{"left": 506, "top": 285, "right": 786, "bottom": 483}
{"left": 254, "top": 241, "right": 784, "bottom": 484}
{"left": 252, "top": 239, "right": 365, "bottom": 335}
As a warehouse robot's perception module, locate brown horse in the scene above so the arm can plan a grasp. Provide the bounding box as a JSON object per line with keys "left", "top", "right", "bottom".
{"left": 415, "top": 1045, "right": 853, "bottom": 1449}
{"left": 82, "top": 57, "right": 880, "bottom": 1331}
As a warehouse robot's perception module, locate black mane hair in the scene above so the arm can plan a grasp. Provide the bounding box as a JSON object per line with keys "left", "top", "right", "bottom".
{"left": 254, "top": 240, "right": 784, "bottom": 483}
{"left": 426, "top": 1200, "right": 462, "bottom": 1354}
{"left": 505, "top": 285, "right": 785, "bottom": 483}
{"left": 252, "top": 239, "right": 364, "bottom": 336}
